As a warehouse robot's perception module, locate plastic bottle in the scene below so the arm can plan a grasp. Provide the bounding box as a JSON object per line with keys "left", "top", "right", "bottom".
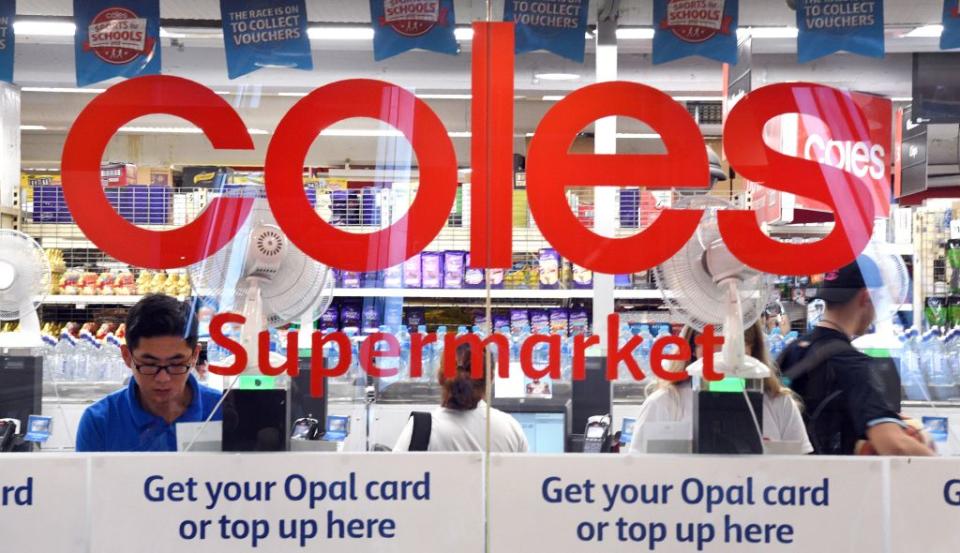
{"left": 416, "top": 324, "right": 430, "bottom": 382}
{"left": 768, "top": 327, "right": 785, "bottom": 359}
{"left": 57, "top": 331, "right": 77, "bottom": 381}
{"left": 41, "top": 335, "right": 58, "bottom": 382}
{"left": 433, "top": 326, "right": 448, "bottom": 378}
{"left": 375, "top": 325, "right": 400, "bottom": 388}
{"left": 931, "top": 328, "right": 959, "bottom": 400}
{"left": 560, "top": 334, "right": 573, "bottom": 381}
{"left": 396, "top": 325, "right": 411, "bottom": 380}
{"left": 899, "top": 329, "right": 927, "bottom": 401}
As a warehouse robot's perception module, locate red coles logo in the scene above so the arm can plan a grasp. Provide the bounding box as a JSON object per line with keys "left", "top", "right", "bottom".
{"left": 661, "top": 0, "right": 733, "bottom": 43}
{"left": 380, "top": 0, "right": 449, "bottom": 37}
{"left": 83, "top": 7, "right": 154, "bottom": 65}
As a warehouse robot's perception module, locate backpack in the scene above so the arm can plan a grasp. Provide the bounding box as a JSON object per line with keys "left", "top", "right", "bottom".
{"left": 407, "top": 411, "right": 432, "bottom": 451}
{"left": 777, "top": 338, "right": 855, "bottom": 453}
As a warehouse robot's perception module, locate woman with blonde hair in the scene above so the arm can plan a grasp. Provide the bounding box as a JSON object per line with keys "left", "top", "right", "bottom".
{"left": 629, "top": 320, "right": 812, "bottom": 454}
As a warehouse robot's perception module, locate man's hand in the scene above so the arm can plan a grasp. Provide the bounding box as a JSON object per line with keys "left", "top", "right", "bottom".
{"left": 865, "top": 422, "right": 935, "bottom": 456}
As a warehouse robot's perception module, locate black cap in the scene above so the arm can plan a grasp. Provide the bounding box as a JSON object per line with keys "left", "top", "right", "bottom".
{"left": 815, "top": 255, "right": 883, "bottom": 304}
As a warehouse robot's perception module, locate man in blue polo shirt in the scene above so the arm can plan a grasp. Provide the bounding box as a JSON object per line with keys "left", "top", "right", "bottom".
{"left": 76, "top": 294, "right": 222, "bottom": 452}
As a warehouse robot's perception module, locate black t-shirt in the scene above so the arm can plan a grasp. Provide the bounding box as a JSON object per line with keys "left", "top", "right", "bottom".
{"left": 778, "top": 327, "right": 901, "bottom": 455}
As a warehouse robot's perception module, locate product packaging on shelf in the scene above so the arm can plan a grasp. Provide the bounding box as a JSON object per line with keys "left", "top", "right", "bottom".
{"left": 538, "top": 248, "right": 560, "bottom": 289}
{"left": 530, "top": 310, "right": 550, "bottom": 334}
{"left": 339, "top": 270, "right": 361, "bottom": 289}
{"left": 614, "top": 274, "right": 631, "bottom": 288}
{"left": 549, "top": 308, "right": 569, "bottom": 336}
{"left": 443, "top": 250, "right": 466, "bottom": 289}
{"left": 319, "top": 305, "right": 339, "bottom": 330}
{"left": 361, "top": 271, "right": 380, "bottom": 288}
{"left": 569, "top": 309, "right": 590, "bottom": 335}
{"left": 510, "top": 310, "right": 529, "bottom": 334}
{"left": 493, "top": 312, "right": 510, "bottom": 331}
{"left": 382, "top": 264, "right": 403, "bottom": 288}
{"left": 362, "top": 304, "right": 381, "bottom": 331}
{"left": 572, "top": 264, "right": 593, "bottom": 289}
{"left": 464, "top": 254, "right": 485, "bottom": 289}
{"left": 405, "top": 308, "right": 425, "bottom": 328}
{"left": 421, "top": 252, "right": 443, "bottom": 289}
{"left": 384, "top": 301, "right": 403, "bottom": 327}
{"left": 100, "top": 163, "right": 137, "bottom": 187}
{"left": 488, "top": 267, "right": 505, "bottom": 289}
{"left": 403, "top": 254, "right": 422, "bottom": 288}
{"left": 340, "top": 304, "right": 361, "bottom": 329}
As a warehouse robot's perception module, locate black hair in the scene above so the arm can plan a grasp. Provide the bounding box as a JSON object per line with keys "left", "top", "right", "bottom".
{"left": 125, "top": 294, "right": 199, "bottom": 352}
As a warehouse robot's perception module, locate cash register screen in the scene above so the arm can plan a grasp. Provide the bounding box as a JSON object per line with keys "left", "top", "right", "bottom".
{"left": 508, "top": 412, "right": 565, "bottom": 453}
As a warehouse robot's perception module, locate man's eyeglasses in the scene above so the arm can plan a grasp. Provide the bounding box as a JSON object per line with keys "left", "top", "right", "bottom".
{"left": 131, "top": 360, "right": 194, "bottom": 376}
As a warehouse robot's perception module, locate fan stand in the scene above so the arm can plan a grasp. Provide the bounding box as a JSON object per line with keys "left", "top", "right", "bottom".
{"left": 685, "top": 279, "right": 771, "bottom": 380}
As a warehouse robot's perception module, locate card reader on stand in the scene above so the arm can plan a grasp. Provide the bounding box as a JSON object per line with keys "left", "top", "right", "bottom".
{"left": 222, "top": 374, "right": 289, "bottom": 452}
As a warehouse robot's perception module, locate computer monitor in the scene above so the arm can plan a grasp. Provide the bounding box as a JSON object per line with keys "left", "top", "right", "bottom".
{"left": 508, "top": 412, "right": 565, "bottom": 453}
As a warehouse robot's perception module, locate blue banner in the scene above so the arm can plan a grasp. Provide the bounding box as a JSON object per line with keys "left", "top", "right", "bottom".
{"left": 370, "top": 0, "right": 458, "bottom": 61}
{"left": 653, "top": 0, "right": 738, "bottom": 65}
{"left": 219, "top": 0, "right": 312, "bottom": 79}
{"left": 504, "top": 0, "right": 588, "bottom": 63}
{"left": 0, "top": 0, "right": 12, "bottom": 84}
{"left": 942, "top": 0, "right": 960, "bottom": 50}
{"left": 796, "top": 0, "right": 884, "bottom": 63}
{"left": 74, "top": 0, "right": 161, "bottom": 87}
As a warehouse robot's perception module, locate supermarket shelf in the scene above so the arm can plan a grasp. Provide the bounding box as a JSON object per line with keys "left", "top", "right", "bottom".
{"left": 43, "top": 295, "right": 174, "bottom": 306}
{"left": 39, "top": 289, "right": 667, "bottom": 305}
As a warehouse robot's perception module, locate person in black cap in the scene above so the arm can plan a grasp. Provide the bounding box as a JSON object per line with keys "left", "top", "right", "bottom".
{"left": 777, "top": 256, "right": 934, "bottom": 456}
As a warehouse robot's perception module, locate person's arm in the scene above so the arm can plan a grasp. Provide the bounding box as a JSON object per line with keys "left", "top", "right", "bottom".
{"left": 865, "top": 422, "right": 935, "bottom": 456}
{"left": 775, "top": 394, "right": 814, "bottom": 454}
{"left": 628, "top": 388, "right": 680, "bottom": 454}
{"left": 392, "top": 417, "right": 414, "bottom": 452}
{"left": 75, "top": 408, "right": 105, "bottom": 452}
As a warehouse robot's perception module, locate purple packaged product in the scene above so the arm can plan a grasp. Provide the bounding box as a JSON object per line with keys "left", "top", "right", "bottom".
{"left": 340, "top": 304, "right": 361, "bottom": 328}
{"left": 510, "top": 309, "right": 530, "bottom": 334}
{"left": 473, "top": 311, "right": 488, "bottom": 329}
{"left": 493, "top": 313, "right": 510, "bottom": 331}
{"left": 614, "top": 274, "right": 631, "bottom": 288}
{"left": 444, "top": 250, "right": 467, "bottom": 289}
{"left": 319, "top": 305, "right": 340, "bottom": 330}
{"left": 383, "top": 264, "right": 403, "bottom": 288}
{"left": 538, "top": 248, "right": 560, "bottom": 289}
{"left": 572, "top": 264, "right": 593, "bottom": 289}
{"left": 549, "top": 308, "right": 569, "bottom": 336}
{"left": 488, "top": 268, "right": 505, "bottom": 289}
{"left": 406, "top": 308, "right": 426, "bottom": 328}
{"left": 361, "top": 272, "right": 380, "bottom": 288}
{"left": 530, "top": 310, "right": 550, "bottom": 334}
{"left": 421, "top": 252, "right": 443, "bottom": 289}
{"left": 569, "top": 309, "right": 590, "bottom": 335}
{"left": 384, "top": 301, "right": 404, "bottom": 327}
{"left": 362, "top": 303, "right": 381, "bottom": 330}
{"left": 464, "top": 254, "right": 485, "bottom": 289}
{"left": 403, "top": 254, "right": 422, "bottom": 288}
{"left": 340, "top": 270, "right": 362, "bottom": 289}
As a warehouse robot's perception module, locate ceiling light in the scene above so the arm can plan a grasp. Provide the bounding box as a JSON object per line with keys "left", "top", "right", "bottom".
{"left": 320, "top": 129, "right": 403, "bottom": 137}
{"left": 116, "top": 126, "right": 268, "bottom": 135}
{"left": 741, "top": 27, "right": 799, "bottom": 39}
{"left": 616, "top": 133, "right": 661, "bottom": 139}
{"left": 541, "top": 95, "right": 565, "bottom": 101}
{"left": 214, "top": 91, "right": 230, "bottom": 95}
{"left": 307, "top": 26, "right": 374, "bottom": 40}
{"left": 905, "top": 24, "right": 943, "bottom": 38}
{"left": 448, "top": 131, "right": 471, "bottom": 138}
{"left": 459, "top": 168, "right": 473, "bottom": 173}
{"left": 616, "top": 28, "right": 655, "bottom": 39}
{"left": 21, "top": 87, "right": 106, "bottom": 94}
{"left": 417, "top": 93, "right": 472, "bottom": 100}
{"left": 535, "top": 73, "right": 581, "bottom": 81}
{"left": 454, "top": 27, "right": 474, "bottom": 41}
{"left": 20, "top": 125, "right": 47, "bottom": 131}
{"left": 119, "top": 126, "right": 204, "bottom": 134}
{"left": 277, "top": 91, "right": 309, "bottom": 97}
{"left": 13, "top": 20, "right": 76, "bottom": 37}
{"left": 891, "top": 96, "right": 913, "bottom": 102}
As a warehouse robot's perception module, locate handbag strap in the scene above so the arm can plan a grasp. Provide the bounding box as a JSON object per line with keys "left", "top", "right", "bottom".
{"left": 408, "top": 411, "right": 432, "bottom": 451}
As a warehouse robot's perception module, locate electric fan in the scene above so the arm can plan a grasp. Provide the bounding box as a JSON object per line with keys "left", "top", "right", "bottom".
{"left": 188, "top": 198, "right": 335, "bottom": 375}
{"left": 653, "top": 196, "right": 775, "bottom": 378}
{"left": 852, "top": 241, "right": 912, "bottom": 350}
{"left": 0, "top": 230, "right": 51, "bottom": 349}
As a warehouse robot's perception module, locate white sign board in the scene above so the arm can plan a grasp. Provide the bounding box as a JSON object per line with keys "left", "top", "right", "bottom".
{"left": 489, "top": 454, "right": 885, "bottom": 553}
{"left": 89, "top": 453, "right": 484, "bottom": 553}
{"left": 0, "top": 455, "right": 88, "bottom": 553}
{"left": 889, "top": 458, "right": 960, "bottom": 553}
